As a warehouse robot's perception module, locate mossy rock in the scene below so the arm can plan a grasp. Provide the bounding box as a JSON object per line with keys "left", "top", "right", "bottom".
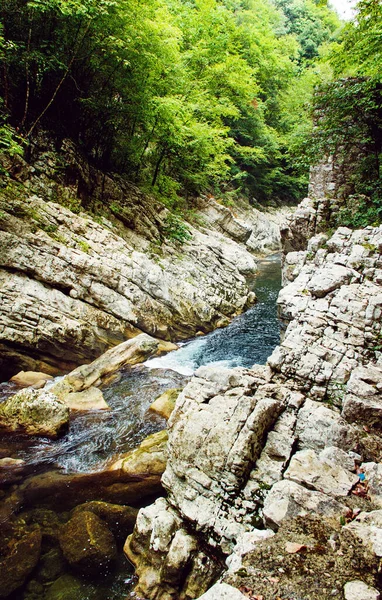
{"left": 110, "top": 430, "right": 168, "bottom": 476}
{"left": 0, "top": 525, "right": 42, "bottom": 597}
{"left": 149, "top": 388, "right": 182, "bottom": 420}
{"left": 45, "top": 574, "right": 103, "bottom": 600}
{"left": 58, "top": 511, "right": 117, "bottom": 574}
{"left": 72, "top": 501, "right": 138, "bottom": 543}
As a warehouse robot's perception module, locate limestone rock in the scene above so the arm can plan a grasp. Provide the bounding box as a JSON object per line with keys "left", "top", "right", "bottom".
{"left": 149, "top": 388, "right": 181, "bottom": 420}
{"left": 0, "top": 178, "right": 260, "bottom": 376}
{"left": 344, "top": 510, "right": 382, "bottom": 558}
{"left": 163, "top": 367, "right": 286, "bottom": 550}
{"left": 125, "top": 497, "right": 217, "bottom": 600}
{"left": 295, "top": 400, "right": 356, "bottom": 452}
{"left": 10, "top": 370, "right": 53, "bottom": 389}
{"left": 0, "top": 388, "right": 69, "bottom": 438}
{"left": 342, "top": 365, "right": 382, "bottom": 429}
{"left": 344, "top": 580, "right": 380, "bottom": 600}
{"left": 51, "top": 334, "right": 177, "bottom": 398}
{"left": 263, "top": 480, "right": 348, "bottom": 529}
{"left": 196, "top": 582, "right": 246, "bottom": 599}
{"left": 59, "top": 510, "right": 117, "bottom": 574}
{"left": 284, "top": 449, "right": 358, "bottom": 496}
{"left": 362, "top": 463, "right": 382, "bottom": 507}
{"left": 61, "top": 387, "right": 110, "bottom": 411}
{"left": 110, "top": 430, "right": 168, "bottom": 476}
{"left": 307, "top": 264, "right": 356, "bottom": 298}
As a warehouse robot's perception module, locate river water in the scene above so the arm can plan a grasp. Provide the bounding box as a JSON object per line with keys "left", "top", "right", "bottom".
{"left": 0, "top": 253, "right": 282, "bottom": 600}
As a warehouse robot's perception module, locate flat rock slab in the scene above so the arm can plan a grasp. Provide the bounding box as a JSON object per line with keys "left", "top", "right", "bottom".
{"left": 284, "top": 448, "right": 358, "bottom": 496}
{"left": 263, "top": 480, "right": 348, "bottom": 529}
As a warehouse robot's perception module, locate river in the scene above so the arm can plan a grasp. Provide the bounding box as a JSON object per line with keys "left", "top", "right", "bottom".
{"left": 0, "top": 253, "right": 282, "bottom": 600}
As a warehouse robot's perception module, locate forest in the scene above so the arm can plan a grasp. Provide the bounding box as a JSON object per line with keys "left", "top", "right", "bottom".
{"left": 0, "top": 0, "right": 381, "bottom": 224}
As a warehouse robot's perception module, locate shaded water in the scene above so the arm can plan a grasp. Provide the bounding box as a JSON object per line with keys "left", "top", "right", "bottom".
{"left": 0, "top": 254, "right": 282, "bottom": 600}
{"left": 145, "top": 252, "right": 281, "bottom": 374}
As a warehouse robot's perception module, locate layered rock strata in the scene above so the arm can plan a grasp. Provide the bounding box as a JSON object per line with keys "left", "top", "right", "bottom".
{"left": 126, "top": 218, "right": 382, "bottom": 600}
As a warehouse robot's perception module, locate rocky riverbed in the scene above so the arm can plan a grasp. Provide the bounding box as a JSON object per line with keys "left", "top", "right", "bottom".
{"left": 126, "top": 203, "right": 382, "bottom": 600}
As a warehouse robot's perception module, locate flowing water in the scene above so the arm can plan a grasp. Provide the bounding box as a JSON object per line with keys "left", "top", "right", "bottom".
{"left": 0, "top": 253, "right": 282, "bottom": 600}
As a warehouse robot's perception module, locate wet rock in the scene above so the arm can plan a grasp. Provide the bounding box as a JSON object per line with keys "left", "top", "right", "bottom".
{"left": 72, "top": 501, "right": 138, "bottom": 542}
{"left": 263, "top": 480, "right": 348, "bottom": 529}
{"left": 0, "top": 388, "right": 69, "bottom": 438}
{"left": 45, "top": 574, "right": 102, "bottom": 600}
{"left": 0, "top": 526, "right": 42, "bottom": 598}
{"left": 110, "top": 430, "right": 168, "bottom": 476}
{"left": 149, "top": 388, "right": 181, "bottom": 420}
{"left": 10, "top": 370, "right": 53, "bottom": 389}
{"left": 60, "top": 387, "right": 110, "bottom": 411}
{"left": 196, "top": 582, "right": 246, "bottom": 599}
{"left": 59, "top": 510, "right": 117, "bottom": 574}
{"left": 36, "top": 548, "right": 66, "bottom": 583}
{"left": 50, "top": 334, "right": 177, "bottom": 400}
{"left": 344, "top": 580, "right": 380, "bottom": 600}
{"left": 19, "top": 467, "right": 163, "bottom": 510}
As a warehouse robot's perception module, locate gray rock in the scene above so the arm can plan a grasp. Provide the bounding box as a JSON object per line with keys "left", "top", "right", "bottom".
{"left": 196, "top": 582, "right": 246, "bottom": 599}
{"left": 263, "top": 480, "right": 348, "bottom": 529}
{"left": 344, "top": 510, "right": 382, "bottom": 557}
{"left": 284, "top": 449, "right": 358, "bottom": 496}
{"left": 344, "top": 580, "right": 380, "bottom": 600}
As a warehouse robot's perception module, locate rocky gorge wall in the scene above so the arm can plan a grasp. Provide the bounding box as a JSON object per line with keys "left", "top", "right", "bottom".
{"left": 0, "top": 137, "right": 286, "bottom": 380}
{"left": 125, "top": 201, "right": 382, "bottom": 600}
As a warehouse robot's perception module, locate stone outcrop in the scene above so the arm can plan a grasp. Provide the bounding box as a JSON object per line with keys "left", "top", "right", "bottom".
{"left": 126, "top": 213, "right": 382, "bottom": 600}
{"left": 1, "top": 159, "right": 262, "bottom": 378}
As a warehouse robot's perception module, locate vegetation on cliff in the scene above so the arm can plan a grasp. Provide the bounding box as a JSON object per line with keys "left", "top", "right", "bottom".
{"left": 0, "top": 0, "right": 339, "bottom": 208}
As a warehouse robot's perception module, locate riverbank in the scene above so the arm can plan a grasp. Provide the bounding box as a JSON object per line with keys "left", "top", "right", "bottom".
{"left": 0, "top": 137, "right": 291, "bottom": 380}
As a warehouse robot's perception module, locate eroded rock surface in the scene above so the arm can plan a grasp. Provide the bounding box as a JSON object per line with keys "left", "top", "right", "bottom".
{"left": 127, "top": 216, "right": 382, "bottom": 600}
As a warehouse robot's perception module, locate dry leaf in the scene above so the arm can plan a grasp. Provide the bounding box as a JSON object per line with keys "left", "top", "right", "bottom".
{"left": 285, "top": 542, "right": 307, "bottom": 554}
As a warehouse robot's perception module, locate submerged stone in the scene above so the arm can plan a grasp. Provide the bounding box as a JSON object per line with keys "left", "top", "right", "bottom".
{"left": 59, "top": 511, "right": 117, "bottom": 574}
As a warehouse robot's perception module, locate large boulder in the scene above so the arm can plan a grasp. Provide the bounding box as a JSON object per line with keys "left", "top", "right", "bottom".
{"left": 72, "top": 501, "right": 138, "bottom": 543}
{"left": 58, "top": 511, "right": 117, "bottom": 574}
{"left": 0, "top": 388, "right": 69, "bottom": 437}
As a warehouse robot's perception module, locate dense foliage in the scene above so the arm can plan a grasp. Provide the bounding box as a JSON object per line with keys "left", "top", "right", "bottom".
{"left": 0, "top": 0, "right": 339, "bottom": 207}
{"left": 309, "top": 0, "right": 382, "bottom": 226}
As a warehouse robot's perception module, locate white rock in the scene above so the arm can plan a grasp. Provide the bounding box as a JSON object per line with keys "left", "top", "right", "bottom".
{"left": 196, "top": 582, "right": 246, "bottom": 599}
{"left": 344, "top": 580, "right": 380, "bottom": 600}
{"left": 284, "top": 449, "right": 358, "bottom": 496}
{"left": 263, "top": 480, "right": 348, "bottom": 529}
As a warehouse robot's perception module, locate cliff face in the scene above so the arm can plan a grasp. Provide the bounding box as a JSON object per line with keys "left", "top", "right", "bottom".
{"left": 125, "top": 201, "right": 382, "bottom": 600}
{"left": 0, "top": 138, "right": 283, "bottom": 380}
